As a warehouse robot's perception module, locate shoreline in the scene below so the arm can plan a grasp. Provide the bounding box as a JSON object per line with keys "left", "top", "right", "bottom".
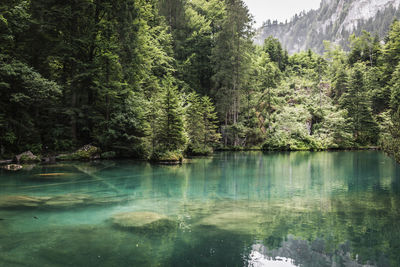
{"left": 0, "top": 146, "right": 383, "bottom": 167}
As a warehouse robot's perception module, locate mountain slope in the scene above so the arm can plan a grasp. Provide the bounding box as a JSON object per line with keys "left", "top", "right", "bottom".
{"left": 255, "top": 0, "right": 400, "bottom": 53}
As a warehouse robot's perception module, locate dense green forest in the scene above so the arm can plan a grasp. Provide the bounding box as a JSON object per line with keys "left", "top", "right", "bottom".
{"left": 1, "top": 0, "right": 400, "bottom": 162}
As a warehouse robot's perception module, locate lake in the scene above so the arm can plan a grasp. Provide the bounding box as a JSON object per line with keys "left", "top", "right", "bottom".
{"left": 0, "top": 151, "right": 399, "bottom": 266}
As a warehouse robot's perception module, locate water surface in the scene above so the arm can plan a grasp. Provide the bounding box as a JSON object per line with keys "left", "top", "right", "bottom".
{"left": 0, "top": 151, "right": 399, "bottom": 266}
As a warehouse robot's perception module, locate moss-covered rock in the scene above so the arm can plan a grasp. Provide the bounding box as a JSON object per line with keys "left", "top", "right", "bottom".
{"left": 14, "top": 151, "right": 40, "bottom": 163}
{"left": 57, "top": 145, "right": 101, "bottom": 161}
{"left": 111, "top": 211, "right": 176, "bottom": 232}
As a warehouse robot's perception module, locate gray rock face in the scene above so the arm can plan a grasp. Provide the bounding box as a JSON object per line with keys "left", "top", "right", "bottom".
{"left": 255, "top": 0, "right": 400, "bottom": 54}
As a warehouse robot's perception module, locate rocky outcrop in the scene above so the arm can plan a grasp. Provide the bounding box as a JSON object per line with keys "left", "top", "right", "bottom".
{"left": 255, "top": 0, "right": 400, "bottom": 53}
{"left": 14, "top": 151, "right": 40, "bottom": 163}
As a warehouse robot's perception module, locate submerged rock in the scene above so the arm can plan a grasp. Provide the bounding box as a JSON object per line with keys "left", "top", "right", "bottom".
{"left": 2, "top": 164, "right": 23, "bottom": 171}
{"left": 43, "top": 194, "right": 89, "bottom": 208}
{"left": 0, "top": 195, "right": 49, "bottom": 208}
{"left": 14, "top": 151, "right": 40, "bottom": 163}
{"left": 197, "top": 211, "right": 263, "bottom": 233}
{"left": 111, "top": 211, "right": 176, "bottom": 232}
{"left": 0, "top": 194, "right": 119, "bottom": 209}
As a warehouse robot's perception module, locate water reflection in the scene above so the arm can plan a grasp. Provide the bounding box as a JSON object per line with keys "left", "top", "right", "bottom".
{"left": 0, "top": 151, "right": 399, "bottom": 266}
{"left": 248, "top": 235, "right": 384, "bottom": 267}
{"left": 248, "top": 252, "right": 298, "bottom": 267}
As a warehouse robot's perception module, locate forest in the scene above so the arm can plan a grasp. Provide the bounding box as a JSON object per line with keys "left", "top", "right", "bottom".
{"left": 1, "top": 0, "right": 400, "bottom": 162}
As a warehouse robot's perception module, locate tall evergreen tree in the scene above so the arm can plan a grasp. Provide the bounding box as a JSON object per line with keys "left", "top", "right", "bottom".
{"left": 185, "top": 93, "right": 220, "bottom": 154}
{"left": 211, "top": 0, "right": 253, "bottom": 146}
{"left": 339, "top": 63, "right": 378, "bottom": 144}
{"left": 155, "top": 77, "right": 186, "bottom": 152}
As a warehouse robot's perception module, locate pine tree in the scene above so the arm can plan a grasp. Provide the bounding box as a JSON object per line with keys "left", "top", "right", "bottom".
{"left": 331, "top": 67, "right": 348, "bottom": 103}
{"left": 383, "top": 20, "right": 400, "bottom": 81}
{"left": 201, "top": 95, "right": 221, "bottom": 149}
{"left": 185, "top": 92, "right": 205, "bottom": 154}
{"left": 339, "top": 63, "right": 378, "bottom": 145}
{"left": 211, "top": 0, "right": 253, "bottom": 146}
{"left": 255, "top": 51, "right": 280, "bottom": 131}
{"left": 390, "top": 63, "right": 400, "bottom": 114}
{"left": 155, "top": 78, "right": 186, "bottom": 152}
{"left": 185, "top": 92, "right": 220, "bottom": 155}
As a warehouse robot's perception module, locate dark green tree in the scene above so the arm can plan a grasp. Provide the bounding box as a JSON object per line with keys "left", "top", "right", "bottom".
{"left": 212, "top": 0, "right": 253, "bottom": 147}
{"left": 339, "top": 63, "right": 378, "bottom": 145}
{"left": 185, "top": 92, "right": 220, "bottom": 155}
{"left": 155, "top": 77, "right": 186, "bottom": 153}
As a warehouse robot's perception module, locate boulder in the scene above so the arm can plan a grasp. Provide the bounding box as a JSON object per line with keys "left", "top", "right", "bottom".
{"left": 14, "top": 151, "right": 40, "bottom": 163}
{"left": 111, "top": 211, "right": 176, "bottom": 232}
{"left": 2, "top": 164, "right": 23, "bottom": 171}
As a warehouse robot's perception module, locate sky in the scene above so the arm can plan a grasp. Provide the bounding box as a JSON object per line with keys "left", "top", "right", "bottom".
{"left": 244, "top": 0, "right": 322, "bottom": 28}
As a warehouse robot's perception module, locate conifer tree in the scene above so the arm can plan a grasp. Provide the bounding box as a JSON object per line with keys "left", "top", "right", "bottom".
{"left": 390, "top": 63, "right": 400, "bottom": 114}
{"left": 339, "top": 63, "right": 378, "bottom": 144}
{"left": 155, "top": 78, "right": 186, "bottom": 152}
{"left": 185, "top": 92, "right": 205, "bottom": 153}
{"left": 185, "top": 92, "right": 220, "bottom": 155}
{"left": 201, "top": 95, "right": 221, "bottom": 149}
{"left": 331, "top": 67, "right": 348, "bottom": 103}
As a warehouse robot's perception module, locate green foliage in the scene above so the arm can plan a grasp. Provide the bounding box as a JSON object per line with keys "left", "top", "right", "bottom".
{"left": 0, "top": 55, "right": 61, "bottom": 155}
{"left": 185, "top": 92, "right": 221, "bottom": 155}
{"left": 263, "top": 36, "right": 288, "bottom": 71}
{"left": 390, "top": 63, "right": 400, "bottom": 113}
{"left": 339, "top": 63, "right": 379, "bottom": 145}
{"left": 348, "top": 31, "right": 381, "bottom": 66}
{"left": 150, "top": 150, "right": 183, "bottom": 163}
{"left": 1, "top": 0, "right": 400, "bottom": 163}
{"left": 262, "top": 106, "right": 320, "bottom": 151}
{"left": 153, "top": 78, "right": 186, "bottom": 154}
{"left": 382, "top": 20, "right": 400, "bottom": 81}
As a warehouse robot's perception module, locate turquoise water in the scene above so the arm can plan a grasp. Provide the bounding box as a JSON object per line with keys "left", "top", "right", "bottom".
{"left": 0, "top": 151, "right": 399, "bottom": 266}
